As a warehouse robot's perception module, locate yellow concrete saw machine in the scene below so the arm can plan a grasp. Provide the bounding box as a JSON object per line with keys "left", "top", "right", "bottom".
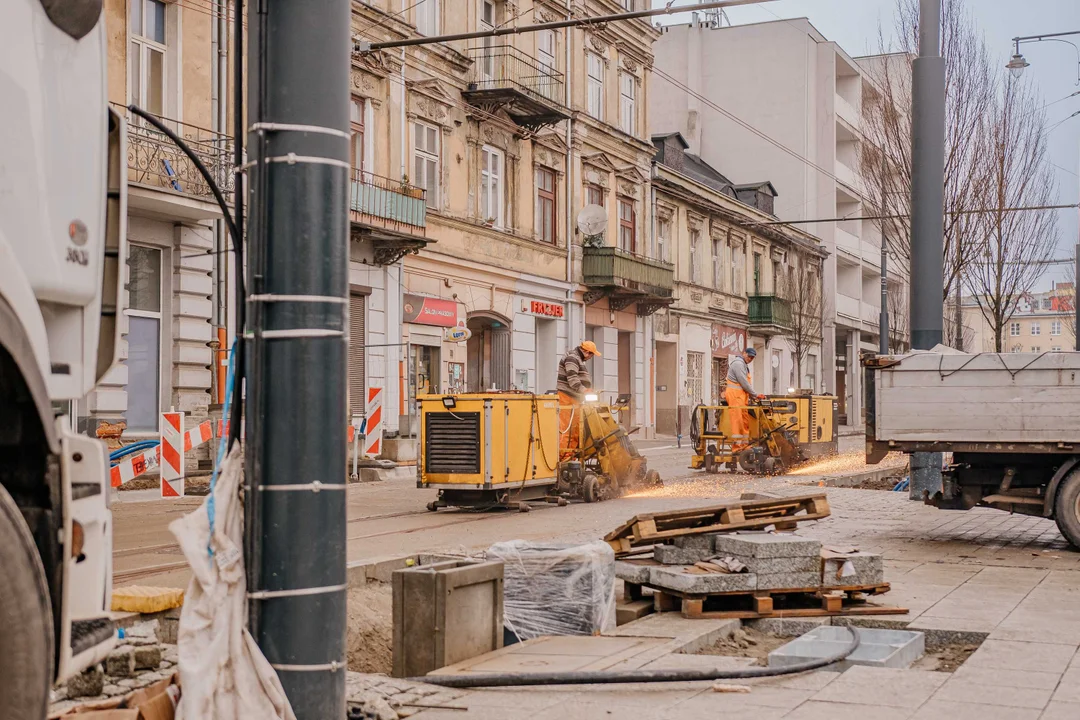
{"left": 418, "top": 392, "right": 661, "bottom": 511}
{"left": 689, "top": 392, "right": 838, "bottom": 475}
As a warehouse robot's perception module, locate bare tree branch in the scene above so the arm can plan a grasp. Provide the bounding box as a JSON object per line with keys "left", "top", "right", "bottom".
{"left": 786, "top": 253, "right": 824, "bottom": 383}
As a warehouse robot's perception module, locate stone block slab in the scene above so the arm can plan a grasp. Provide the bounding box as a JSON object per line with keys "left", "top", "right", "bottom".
{"left": 742, "top": 555, "right": 821, "bottom": 575}
{"left": 673, "top": 534, "right": 714, "bottom": 551}
{"left": 757, "top": 571, "right": 821, "bottom": 590}
{"left": 654, "top": 545, "right": 713, "bottom": 565}
{"left": 648, "top": 566, "right": 757, "bottom": 594}
{"left": 614, "top": 560, "right": 652, "bottom": 585}
{"left": 823, "top": 553, "right": 884, "bottom": 588}
{"left": 134, "top": 644, "right": 162, "bottom": 670}
{"left": 105, "top": 646, "right": 135, "bottom": 677}
{"left": 713, "top": 532, "right": 822, "bottom": 559}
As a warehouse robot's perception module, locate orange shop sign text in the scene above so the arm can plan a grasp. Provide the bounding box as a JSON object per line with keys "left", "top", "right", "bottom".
{"left": 528, "top": 300, "right": 565, "bottom": 318}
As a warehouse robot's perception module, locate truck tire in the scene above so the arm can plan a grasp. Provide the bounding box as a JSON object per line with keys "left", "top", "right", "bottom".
{"left": 0, "top": 483, "right": 54, "bottom": 720}
{"left": 1054, "top": 468, "right": 1080, "bottom": 549}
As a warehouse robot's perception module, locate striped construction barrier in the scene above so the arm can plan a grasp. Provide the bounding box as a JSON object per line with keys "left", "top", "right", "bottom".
{"left": 109, "top": 418, "right": 215, "bottom": 489}
{"left": 160, "top": 412, "right": 184, "bottom": 497}
{"left": 364, "top": 387, "right": 383, "bottom": 457}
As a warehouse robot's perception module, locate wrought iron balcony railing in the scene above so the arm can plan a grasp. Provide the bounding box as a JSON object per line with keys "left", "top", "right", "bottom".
{"left": 465, "top": 45, "right": 566, "bottom": 106}
{"left": 349, "top": 170, "right": 427, "bottom": 236}
{"left": 114, "top": 104, "right": 234, "bottom": 204}
{"left": 748, "top": 295, "right": 793, "bottom": 329}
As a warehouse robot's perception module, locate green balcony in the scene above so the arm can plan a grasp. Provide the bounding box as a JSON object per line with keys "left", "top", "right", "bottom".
{"left": 747, "top": 295, "right": 792, "bottom": 334}
{"left": 581, "top": 246, "right": 674, "bottom": 315}
{"left": 350, "top": 170, "right": 430, "bottom": 265}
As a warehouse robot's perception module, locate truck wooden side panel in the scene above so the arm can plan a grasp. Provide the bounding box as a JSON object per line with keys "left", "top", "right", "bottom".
{"left": 873, "top": 352, "right": 1080, "bottom": 444}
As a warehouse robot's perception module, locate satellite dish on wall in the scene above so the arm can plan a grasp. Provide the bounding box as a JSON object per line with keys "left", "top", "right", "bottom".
{"left": 576, "top": 204, "right": 608, "bottom": 239}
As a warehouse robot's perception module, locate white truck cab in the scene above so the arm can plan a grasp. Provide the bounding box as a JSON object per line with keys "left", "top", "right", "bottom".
{"left": 0, "top": 1, "right": 125, "bottom": 715}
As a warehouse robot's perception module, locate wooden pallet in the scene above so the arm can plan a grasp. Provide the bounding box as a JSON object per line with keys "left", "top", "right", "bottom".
{"left": 625, "top": 581, "right": 903, "bottom": 620}
{"left": 605, "top": 493, "right": 831, "bottom": 555}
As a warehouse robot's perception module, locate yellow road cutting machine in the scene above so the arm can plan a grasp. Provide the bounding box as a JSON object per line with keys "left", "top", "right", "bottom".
{"left": 418, "top": 392, "right": 661, "bottom": 511}
{"left": 689, "top": 392, "right": 838, "bottom": 475}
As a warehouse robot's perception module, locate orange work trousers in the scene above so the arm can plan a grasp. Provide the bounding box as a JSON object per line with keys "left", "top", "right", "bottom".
{"left": 724, "top": 385, "right": 751, "bottom": 451}
{"left": 559, "top": 391, "right": 582, "bottom": 460}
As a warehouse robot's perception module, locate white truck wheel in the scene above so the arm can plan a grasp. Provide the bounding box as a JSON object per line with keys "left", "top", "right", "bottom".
{"left": 0, "top": 483, "right": 53, "bottom": 720}
{"left": 1054, "top": 468, "right": 1080, "bottom": 550}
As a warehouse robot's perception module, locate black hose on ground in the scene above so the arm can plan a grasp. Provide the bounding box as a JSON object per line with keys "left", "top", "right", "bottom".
{"left": 410, "top": 626, "right": 860, "bottom": 688}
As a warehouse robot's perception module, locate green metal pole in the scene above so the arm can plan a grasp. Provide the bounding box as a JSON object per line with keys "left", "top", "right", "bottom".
{"left": 245, "top": 0, "right": 351, "bottom": 716}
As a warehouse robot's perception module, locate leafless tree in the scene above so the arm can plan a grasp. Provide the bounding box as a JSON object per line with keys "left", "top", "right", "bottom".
{"left": 966, "top": 76, "right": 1058, "bottom": 352}
{"left": 860, "top": 0, "right": 996, "bottom": 346}
{"left": 886, "top": 280, "right": 910, "bottom": 354}
{"left": 785, "top": 254, "right": 824, "bottom": 382}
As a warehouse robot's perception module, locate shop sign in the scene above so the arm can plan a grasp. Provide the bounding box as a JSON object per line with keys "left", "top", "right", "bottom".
{"left": 711, "top": 324, "right": 746, "bottom": 358}
{"left": 444, "top": 326, "right": 472, "bottom": 343}
{"left": 403, "top": 294, "right": 460, "bottom": 327}
{"left": 523, "top": 299, "right": 566, "bottom": 318}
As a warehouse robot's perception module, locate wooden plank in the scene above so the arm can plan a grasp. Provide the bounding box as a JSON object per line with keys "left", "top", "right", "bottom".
{"left": 654, "top": 591, "right": 679, "bottom": 613}
{"left": 623, "top": 582, "right": 643, "bottom": 602}
{"left": 687, "top": 604, "right": 909, "bottom": 621}
{"left": 822, "top": 594, "right": 843, "bottom": 612}
{"left": 681, "top": 598, "right": 704, "bottom": 619}
{"left": 633, "top": 519, "right": 658, "bottom": 542}
{"left": 722, "top": 507, "right": 746, "bottom": 524}
{"left": 752, "top": 593, "right": 774, "bottom": 615}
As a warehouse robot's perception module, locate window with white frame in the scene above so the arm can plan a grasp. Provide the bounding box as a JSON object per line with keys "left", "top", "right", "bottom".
{"left": 712, "top": 238, "right": 722, "bottom": 289}
{"left": 350, "top": 97, "right": 365, "bottom": 173}
{"left": 412, "top": 122, "right": 439, "bottom": 208}
{"left": 722, "top": 238, "right": 732, "bottom": 293}
{"left": 1053, "top": 346, "right": 1062, "bottom": 351}
{"left": 480, "top": 145, "right": 504, "bottom": 227}
{"left": 1032, "top": 321, "right": 1041, "bottom": 336}
{"left": 587, "top": 53, "right": 604, "bottom": 120}
{"left": 130, "top": 0, "right": 167, "bottom": 116}
{"left": 619, "top": 72, "right": 636, "bottom": 135}
{"left": 126, "top": 245, "right": 163, "bottom": 433}
{"left": 1010, "top": 321, "right": 1021, "bottom": 336}
{"left": 1032, "top": 346, "right": 1041, "bottom": 352}
{"left": 537, "top": 30, "right": 557, "bottom": 101}
{"left": 689, "top": 229, "right": 700, "bottom": 285}
{"left": 657, "top": 217, "right": 670, "bottom": 263}
{"left": 416, "top": 0, "right": 439, "bottom": 36}
{"left": 535, "top": 167, "right": 556, "bottom": 244}
{"left": 686, "top": 351, "right": 704, "bottom": 404}
{"left": 1052, "top": 319, "right": 1062, "bottom": 335}
{"left": 618, "top": 198, "right": 635, "bottom": 253}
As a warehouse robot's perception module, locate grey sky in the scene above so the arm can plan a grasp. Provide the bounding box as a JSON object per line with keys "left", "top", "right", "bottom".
{"left": 652, "top": 0, "right": 1080, "bottom": 290}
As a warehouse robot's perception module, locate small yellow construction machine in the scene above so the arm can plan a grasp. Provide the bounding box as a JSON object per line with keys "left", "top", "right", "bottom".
{"left": 418, "top": 392, "right": 660, "bottom": 511}
{"left": 689, "top": 392, "right": 838, "bottom": 475}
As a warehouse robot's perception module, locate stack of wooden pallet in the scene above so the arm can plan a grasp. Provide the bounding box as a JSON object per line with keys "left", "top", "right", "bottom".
{"left": 609, "top": 493, "right": 905, "bottom": 621}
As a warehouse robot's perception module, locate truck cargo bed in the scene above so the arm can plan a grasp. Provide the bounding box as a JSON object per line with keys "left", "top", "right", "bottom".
{"left": 868, "top": 350, "right": 1080, "bottom": 448}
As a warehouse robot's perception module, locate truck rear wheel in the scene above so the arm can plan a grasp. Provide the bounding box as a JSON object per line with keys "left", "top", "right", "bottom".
{"left": 0, "top": 483, "right": 54, "bottom": 720}
{"left": 1054, "top": 468, "right": 1080, "bottom": 549}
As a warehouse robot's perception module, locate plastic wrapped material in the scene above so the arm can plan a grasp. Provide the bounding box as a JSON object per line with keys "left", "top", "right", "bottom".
{"left": 487, "top": 540, "right": 616, "bottom": 641}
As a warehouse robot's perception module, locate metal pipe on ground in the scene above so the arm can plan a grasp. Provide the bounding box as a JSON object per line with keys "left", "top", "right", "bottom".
{"left": 244, "top": 0, "right": 351, "bottom": 716}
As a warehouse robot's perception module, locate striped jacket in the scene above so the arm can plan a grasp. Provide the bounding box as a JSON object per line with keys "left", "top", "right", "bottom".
{"left": 557, "top": 347, "right": 592, "bottom": 400}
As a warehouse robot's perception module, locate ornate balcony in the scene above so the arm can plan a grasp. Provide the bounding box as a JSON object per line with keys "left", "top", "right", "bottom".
{"left": 115, "top": 104, "right": 234, "bottom": 206}
{"left": 463, "top": 45, "right": 569, "bottom": 131}
{"left": 349, "top": 170, "right": 430, "bottom": 265}
{"left": 581, "top": 246, "right": 674, "bottom": 316}
{"left": 747, "top": 295, "right": 793, "bottom": 334}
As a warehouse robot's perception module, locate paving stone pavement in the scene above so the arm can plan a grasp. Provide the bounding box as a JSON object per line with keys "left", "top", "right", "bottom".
{"left": 400, "top": 484, "right": 1080, "bottom": 719}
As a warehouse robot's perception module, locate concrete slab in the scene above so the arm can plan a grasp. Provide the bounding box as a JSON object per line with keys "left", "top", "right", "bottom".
{"left": 713, "top": 533, "right": 823, "bottom": 559}
{"left": 950, "top": 664, "right": 1062, "bottom": 691}
{"left": 672, "top": 534, "right": 714, "bottom": 551}
{"left": 769, "top": 627, "right": 924, "bottom": 671}
{"left": 1041, "top": 701, "right": 1080, "bottom": 720}
{"left": 429, "top": 636, "right": 674, "bottom": 676}
{"left": 910, "top": 699, "right": 1041, "bottom": 720}
{"left": 963, "top": 639, "right": 1078, "bottom": 674}
{"left": 648, "top": 566, "right": 757, "bottom": 594}
{"left": 742, "top": 555, "right": 821, "bottom": 574}
{"left": 810, "top": 666, "right": 950, "bottom": 709}
{"left": 933, "top": 677, "right": 1054, "bottom": 710}
{"left": 783, "top": 700, "right": 917, "bottom": 720}
{"left": 1051, "top": 667, "right": 1080, "bottom": 704}
{"left": 749, "top": 616, "right": 833, "bottom": 637}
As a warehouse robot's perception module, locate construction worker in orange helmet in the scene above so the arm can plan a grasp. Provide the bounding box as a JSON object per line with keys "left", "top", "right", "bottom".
{"left": 557, "top": 340, "right": 601, "bottom": 459}
{"left": 725, "top": 347, "right": 766, "bottom": 453}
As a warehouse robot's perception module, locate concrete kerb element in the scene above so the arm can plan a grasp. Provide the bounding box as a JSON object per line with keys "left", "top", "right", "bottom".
{"left": 713, "top": 533, "right": 823, "bottom": 559}
{"left": 793, "top": 464, "right": 910, "bottom": 488}
{"left": 346, "top": 552, "right": 468, "bottom": 586}
{"left": 768, "top": 626, "right": 925, "bottom": 670}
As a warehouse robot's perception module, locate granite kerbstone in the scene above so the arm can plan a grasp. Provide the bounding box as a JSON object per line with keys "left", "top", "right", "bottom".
{"left": 713, "top": 533, "right": 822, "bottom": 559}
{"left": 615, "top": 561, "right": 653, "bottom": 585}
{"left": 673, "top": 534, "right": 715, "bottom": 551}
{"left": 756, "top": 571, "right": 822, "bottom": 590}
{"left": 741, "top": 556, "right": 821, "bottom": 575}
{"left": 649, "top": 566, "right": 757, "bottom": 594}
{"left": 822, "top": 553, "right": 884, "bottom": 588}
{"left": 654, "top": 545, "right": 714, "bottom": 565}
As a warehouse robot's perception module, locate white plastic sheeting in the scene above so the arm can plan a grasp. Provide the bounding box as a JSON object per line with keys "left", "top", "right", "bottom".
{"left": 487, "top": 540, "right": 616, "bottom": 641}
{"left": 169, "top": 448, "right": 295, "bottom": 720}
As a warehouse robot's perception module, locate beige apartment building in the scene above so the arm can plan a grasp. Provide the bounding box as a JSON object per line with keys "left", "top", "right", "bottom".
{"left": 650, "top": 133, "right": 826, "bottom": 435}
{"left": 962, "top": 285, "right": 1076, "bottom": 354}
{"left": 351, "top": 0, "right": 671, "bottom": 453}
{"left": 83, "top": 0, "right": 234, "bottom": 458}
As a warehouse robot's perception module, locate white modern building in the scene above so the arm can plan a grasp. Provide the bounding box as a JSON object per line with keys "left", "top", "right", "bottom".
{"left": 652, "top": 17, "right": 903, "bottom": 427}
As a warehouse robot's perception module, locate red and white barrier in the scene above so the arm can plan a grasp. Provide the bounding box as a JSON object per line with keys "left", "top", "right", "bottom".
{"left": 364, "top": 387, "right": 383, "bottom": 457}
{"left": 109, "top": 418, "right": 215, "bottom": 489}
{"left": 160, "top": 412, "right": 184, "bottom": 498}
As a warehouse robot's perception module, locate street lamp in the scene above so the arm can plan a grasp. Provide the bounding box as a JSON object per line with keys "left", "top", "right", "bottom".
{"left": 1008, "top": 30, "right": 1080, "bottom": 349}
{"left": 1006, "top": 53, "right": 1030, "bottom": 78}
